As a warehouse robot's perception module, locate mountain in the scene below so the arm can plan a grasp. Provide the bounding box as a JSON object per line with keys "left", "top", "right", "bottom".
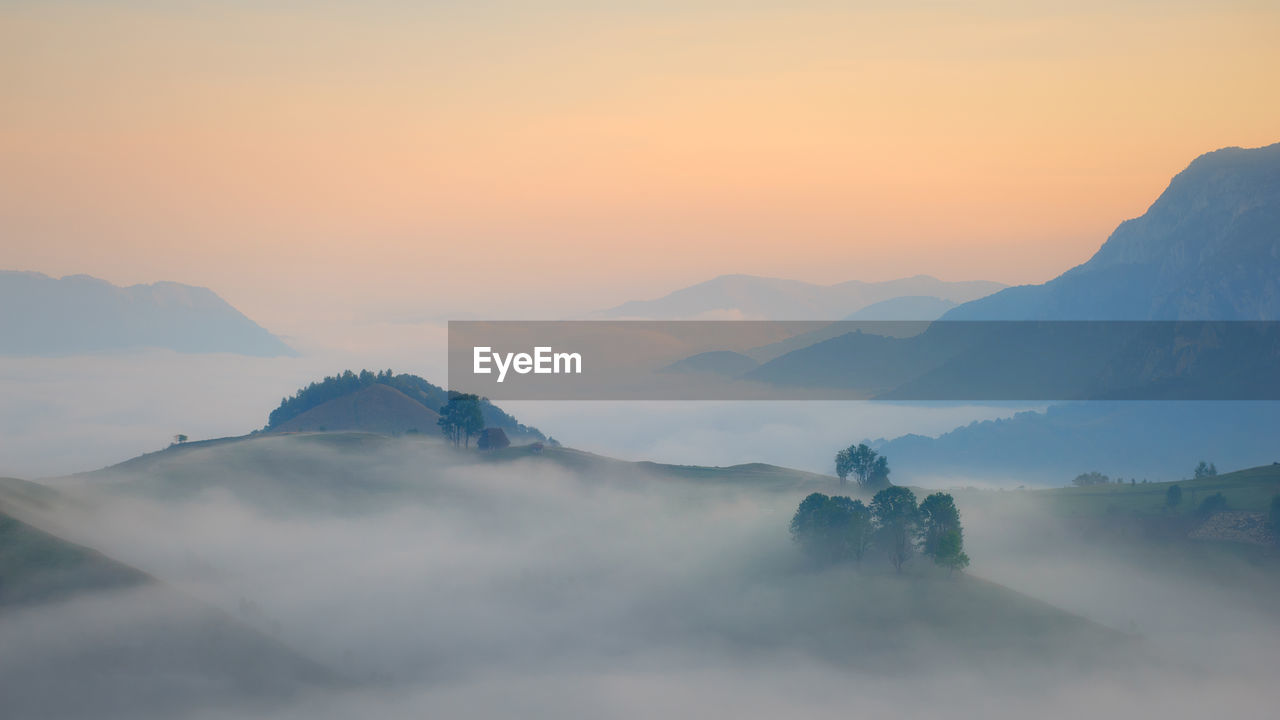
{"left": 271, "top": 384, "right": 442, "bottom": 435}
{"left": 946, "top": 143, "right": 1280, "bottom": 320}
{"left": 0, "top": 271, "right": 294, "bottom": 356}
{"left": 599, "top": 274, "right": 1005, "bottom": 320}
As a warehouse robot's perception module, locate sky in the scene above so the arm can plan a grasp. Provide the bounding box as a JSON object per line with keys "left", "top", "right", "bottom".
{"left": 3, "top": 0, "right": 1279, "bottom": 333}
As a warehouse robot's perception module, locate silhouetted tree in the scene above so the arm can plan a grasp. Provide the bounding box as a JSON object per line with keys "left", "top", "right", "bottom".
{"left": 835, "top": 448, "right": 853, "bottom": 486}
{"left": 1165, "top": 484, "right": 1183, "bottom": 511}
{"left": 1194, "top": 461, "right": 1218, "bottom": 479}
{"left": 172, "top": 434, "right": 188, "bottom": 445}
{"left": 1072, "top": 471, "right": 1110, "bottom": 487}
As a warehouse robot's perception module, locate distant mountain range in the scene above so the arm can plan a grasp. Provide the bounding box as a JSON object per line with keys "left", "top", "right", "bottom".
{"left": 598, "top": 274, "right": 1005, "bottom": 320}
{"left": 0, "top": 271, "right": 294, "bottom": 356}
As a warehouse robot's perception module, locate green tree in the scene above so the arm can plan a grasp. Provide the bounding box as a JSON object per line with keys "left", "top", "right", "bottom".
{"left": 835, "top": 447, "right": 853, "bottom": 487}
{"left": 1193, "top": 461, "right": 1218, "bottom": 479}
{"left": 918, "top": 492, "right": 963, "bottom": 560}
{"left": 438, "top": 393, "right": 485, "bottom": 448}
{"left": 871, "top": 486, "right": 919, "bottom": 573}
{"left": 1165, "top": 484, "right": 1183, "bottom": 511}
{"left": 933, "top": 529, "right": 970, "bottom": 576}
{"left": 172, "top": 434, "right": 188, "bottom": 445}
{"left": 789, "top": 493, "right": 872, "bottom": 564}
{"left": 838, "top": 443, "right": 891, "bottom": 490}
{"left": 833, "top": 495, "right": 873, "bottom": 563}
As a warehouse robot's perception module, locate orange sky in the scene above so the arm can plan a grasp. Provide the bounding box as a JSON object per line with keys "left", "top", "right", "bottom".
{"left": 2, "top": 1, "right": 1278, "bottom": 330}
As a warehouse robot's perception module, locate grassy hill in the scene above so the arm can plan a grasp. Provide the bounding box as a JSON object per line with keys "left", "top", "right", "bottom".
{"left": 264, "top": 369, "right": 545, "bottom": 441}
{"left": 271, "top": 383, "right": 441, "bottom": 435}
{"left": 41, "top": 433, "right": 1130, "bottom": 676}
{"left": 1027, "top": 463, "right": 1280, "bottom": 517}
{"left": 0, "top": 505, "right": 150, "bottom": 606}
{"left": 0, "top": 505, "right": 338, "bottom": 718}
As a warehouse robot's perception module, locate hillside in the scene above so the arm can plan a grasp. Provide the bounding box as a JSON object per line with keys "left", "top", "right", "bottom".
{"left": 41, "top": 432, "right": 1127, "bottom": 672}
{"left": 0, "top": 271, "right": 294, "bottom": 356}
{"left": 0, "top": 506, "right": 336, "bottom": 718}
{"left": 598, "top": 274, "right": 1004, "bottom": 320}
{"left": 946, "top": 143, "right": 1280, "bottom": 321}
{"left": 271, "top": 383, "right": 441, "bottom": 435}
{"left": 0, "top": 505, "right": 150, "bottom": 605}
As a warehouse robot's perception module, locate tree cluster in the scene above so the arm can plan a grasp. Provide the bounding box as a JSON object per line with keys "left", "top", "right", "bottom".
{"left": 834, "top": 444, "right": 890, "bottom": 489}
{"left": 790, "top": 487, "right": 970, "bottom": 574}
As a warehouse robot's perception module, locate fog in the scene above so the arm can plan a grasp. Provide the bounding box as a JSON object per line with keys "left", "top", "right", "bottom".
{"left": 6, "top": 437, "right": 1280, "bottom": 718}
{"left": 0, "top": 344, "right": 1027, "bottom": 481}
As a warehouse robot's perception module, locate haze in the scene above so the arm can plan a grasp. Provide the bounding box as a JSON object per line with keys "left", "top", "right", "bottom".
{"left": 5, "top": 1, "right": 1280, "bottom": 332}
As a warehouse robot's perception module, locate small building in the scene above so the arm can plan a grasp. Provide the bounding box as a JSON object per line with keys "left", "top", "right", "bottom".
{"left": 477, "top": 427, "right": 510, "bottom": 451}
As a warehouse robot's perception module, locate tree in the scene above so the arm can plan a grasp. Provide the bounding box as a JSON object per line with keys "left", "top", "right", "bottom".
{"left": 933, "top": 529, "right": 970, "bottom": 576}
{"left": 1196, "top": 492, "right": 1227, "bottom": 518}
{"left": 1194, "top": 461, "right": 1218, "bottom": 479}
{"left": 871, "top": 486, "right": 919, "bottom": 573}
{"left": 838, "top": 443, "right": 891, "bottom": 490}
{"left": 438, "top": 393, "right": 485, "bottom": 448}
{"left": 172, "top": 434, "right": 188, "bottom": 445}
{"left": 1072, "top": 471, "right": 1110, "bottom": 487}
{"left": 1165, "top": 484, "right": 1183, "bottom": 511}
{"left": 835, "top": 448, "right": 853, "bottom": 487}
{"left": 789, "top": 493, "right": 872, "bottom": 564}
{"left": 833, "top": 495, "right": 873, "bottom": 563}
{"left": 918, "top": 492, "right": 962, "bottom": 558}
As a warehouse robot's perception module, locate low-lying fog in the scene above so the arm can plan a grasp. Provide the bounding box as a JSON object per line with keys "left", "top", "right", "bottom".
{"left": 7, "top": 438, "right": 1280, "bottom": 719}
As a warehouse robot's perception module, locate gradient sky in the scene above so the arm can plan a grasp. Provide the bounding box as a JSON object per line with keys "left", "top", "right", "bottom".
{"left": 3, "top": 1, "right": 1278, "bottom": 332}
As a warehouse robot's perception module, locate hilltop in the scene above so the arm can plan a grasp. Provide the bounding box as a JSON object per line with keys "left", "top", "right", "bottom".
{"left": 263, "top": 369, "right": 545, "bottom": 441}
{"left": 271, "top": 383, "right": 441, "bottom": 435}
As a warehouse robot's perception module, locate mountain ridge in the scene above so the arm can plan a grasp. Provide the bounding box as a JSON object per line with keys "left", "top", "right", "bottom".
{"left": 0, "top": 270, "right": 295, "bottom": 356}
{"left": 598, "top": 273, "right": 1005, "bottom": 320}
{"left": 945, "top": 143, "right": 1280, "bottom": 321}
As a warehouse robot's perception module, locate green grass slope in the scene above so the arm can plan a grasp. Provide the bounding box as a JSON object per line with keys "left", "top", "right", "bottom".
{"left": 270, "top": 383, "right": 441, "bottom": 435}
